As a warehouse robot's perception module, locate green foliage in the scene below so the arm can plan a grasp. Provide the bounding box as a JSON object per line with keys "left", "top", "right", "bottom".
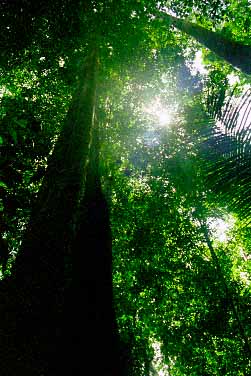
{"left": 0, "top": 48, "right": 71, "bottom": 269}
{"left": 199, "top": 85, "right": 251, "bottom": 223}
{"left": 110, "top": 166, "right": 251, "bottom": 374}
{"left": 102, "top": 64, "right": 251, "bottom": 372}
{"left": 167, "top": 0, "right": 231, "bottom": 22}
{"left": 2, "top": 0, "right": 251, "bottom": 374}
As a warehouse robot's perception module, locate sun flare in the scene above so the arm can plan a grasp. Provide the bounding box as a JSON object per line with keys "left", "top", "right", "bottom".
{"left": 158, "top": 110, "right": 170, "bottom": 125}
{"left": 208, "top": 216, "right": 235, "bottom": 242}
{"left": 143, "top": 97, "right": 171, "bottom": 127}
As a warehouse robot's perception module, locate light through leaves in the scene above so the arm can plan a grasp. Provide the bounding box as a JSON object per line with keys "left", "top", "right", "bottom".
{"left": 143, "top": 96, "right": 171, "bottom": 127}
{"left": 207, "top": 216, "right": 235, "bottom": 242}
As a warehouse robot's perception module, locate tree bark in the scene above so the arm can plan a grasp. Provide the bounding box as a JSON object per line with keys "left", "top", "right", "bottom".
{"left": 0, "top": 46, "right": 98, "bottom": 375}
{"left": 160, "top": 13, "right": 251, "bottom": 75}
{"left": 63, "top": 123, "right": 125, "bottom": 375}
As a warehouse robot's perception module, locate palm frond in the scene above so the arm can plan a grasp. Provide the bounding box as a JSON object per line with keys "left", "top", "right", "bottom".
{"left": 200, "top": 86, "right": 251, "bottom": 222}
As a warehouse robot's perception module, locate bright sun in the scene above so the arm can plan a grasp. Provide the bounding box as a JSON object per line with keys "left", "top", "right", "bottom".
{"left": 158, "top": 110, "right": 170, "bottom": 125}
{"left": 143, "top": 97, "right": 171, "bottom": 126}
{"left": 208, "top": 216, "right": 235, "bottom": 242}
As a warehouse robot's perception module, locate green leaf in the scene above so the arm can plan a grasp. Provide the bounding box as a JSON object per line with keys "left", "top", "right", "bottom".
{"left": 0, "top": 181, "right": 8, "bottom": 189}
{"left": 9, "top": 128, "right": 18, "bottom": 144}
{"left": 14, "top": 118, "right": 28, "bottom": 128}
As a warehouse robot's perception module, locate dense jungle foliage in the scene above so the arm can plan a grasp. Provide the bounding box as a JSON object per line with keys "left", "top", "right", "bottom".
{"left": 1, "top": 0, "right": 251, "bottom": 375}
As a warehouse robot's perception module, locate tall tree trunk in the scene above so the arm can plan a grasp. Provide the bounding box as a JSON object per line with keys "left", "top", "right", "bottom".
{"left": 0, "top": 46, "right": 98, "bottom": 375}
{"left": 159, "top": 13, "right": 251, "bottom": 75}
{"left": 63, "top": 123, "right": 125, "bottom": 375}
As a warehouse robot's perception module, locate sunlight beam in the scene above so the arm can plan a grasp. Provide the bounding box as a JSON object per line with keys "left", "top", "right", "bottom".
{"left": 143, "top": 97, "right": 171, "bottom": 127}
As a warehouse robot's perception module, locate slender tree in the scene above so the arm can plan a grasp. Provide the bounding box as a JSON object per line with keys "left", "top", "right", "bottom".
{"left": 158, "top": 12, "right": 251, "bottom": 75}
{"left": 196, "top": 207, "right": 251, "bottom": 358}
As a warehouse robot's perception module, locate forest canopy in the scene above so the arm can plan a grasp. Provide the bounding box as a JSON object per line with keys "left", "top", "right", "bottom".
{"left": 1, "top": 0, "right": 251, "bottom": 375}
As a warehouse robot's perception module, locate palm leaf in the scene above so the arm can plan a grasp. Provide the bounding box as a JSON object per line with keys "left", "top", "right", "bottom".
{"left": 200, "top": 86, "right": 251, "bottom": 222}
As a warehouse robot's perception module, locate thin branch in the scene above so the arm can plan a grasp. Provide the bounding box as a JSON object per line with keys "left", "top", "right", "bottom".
{"left": 198, "top": 216, "right": 251, "bottom": 357}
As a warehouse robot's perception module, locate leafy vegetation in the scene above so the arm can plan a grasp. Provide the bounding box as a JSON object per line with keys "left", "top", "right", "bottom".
{"left": 1, "top": 1, "right": 251, "bottom": 375}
